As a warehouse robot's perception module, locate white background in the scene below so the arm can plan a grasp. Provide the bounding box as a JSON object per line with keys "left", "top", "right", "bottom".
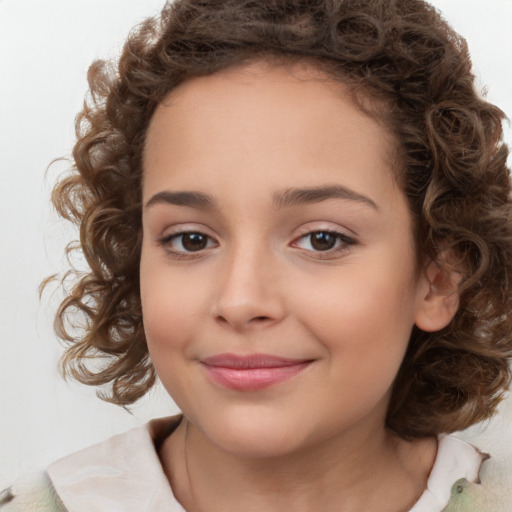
{"left": 1, "top": 0, "right": 511, "bottom": 487}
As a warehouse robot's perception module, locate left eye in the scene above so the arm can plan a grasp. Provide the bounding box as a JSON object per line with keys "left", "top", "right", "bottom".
{"left": 294, "top": 231, "right": 355, "bottom": 252}
{"left": 161, "top": 231, "right": 216, "bottom": 253}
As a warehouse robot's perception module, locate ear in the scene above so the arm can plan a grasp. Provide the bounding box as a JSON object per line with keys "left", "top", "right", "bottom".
{"left": 414, "top": 254, "right": 462, "bottom": 332}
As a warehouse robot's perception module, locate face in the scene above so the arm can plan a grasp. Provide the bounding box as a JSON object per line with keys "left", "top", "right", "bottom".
{"left": 140, "top": 61, "right": 431, "bottom": 458}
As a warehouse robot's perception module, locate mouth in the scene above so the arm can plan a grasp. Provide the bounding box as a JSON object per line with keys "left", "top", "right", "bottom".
{"left": 200, "top": 353, "right": 314, "bottom": 391}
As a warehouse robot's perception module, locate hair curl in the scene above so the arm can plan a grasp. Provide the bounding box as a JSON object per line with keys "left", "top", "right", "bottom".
{"left": 49, "top": 0, "right": 512, "bottom": 438}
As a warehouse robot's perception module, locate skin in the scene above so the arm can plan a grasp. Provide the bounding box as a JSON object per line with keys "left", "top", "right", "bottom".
{"left": 140, "top": 60, "right": 458, "bottom": 512}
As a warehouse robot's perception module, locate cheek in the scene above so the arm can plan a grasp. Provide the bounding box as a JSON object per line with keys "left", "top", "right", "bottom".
{"left": 288, "top": 258, "right": 418, "bottom": 373}
{"left": 140, "top": 256, "right": 202, "bottom": 356}
{"left": 140, "top": 266, "right": 204, "bottom": 402}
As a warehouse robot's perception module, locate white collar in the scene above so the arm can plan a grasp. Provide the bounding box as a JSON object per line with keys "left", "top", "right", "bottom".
{"left": 409, "top": 433, "right": 485, "bottom": 512}
{"left": 47, "top": 416, "right": 185, "bottom": 512}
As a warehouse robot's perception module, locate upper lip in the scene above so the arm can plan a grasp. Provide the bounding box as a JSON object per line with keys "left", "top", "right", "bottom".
{"left": 200, "top": 353, "right": 313, "bottom": 369}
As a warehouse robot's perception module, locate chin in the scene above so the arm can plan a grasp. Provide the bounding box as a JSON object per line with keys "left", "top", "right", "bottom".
{"left": 191, "top": 404, "right": 316, "bottom": 460}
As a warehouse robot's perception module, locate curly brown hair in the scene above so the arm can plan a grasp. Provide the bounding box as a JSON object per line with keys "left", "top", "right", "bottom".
{"left": 49, "top": 0, "right": 512, "bottom": 438}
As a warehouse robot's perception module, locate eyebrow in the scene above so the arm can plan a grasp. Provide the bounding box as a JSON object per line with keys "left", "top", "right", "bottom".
{"left": 272, "top": 185, "right": 378, "bottom": 210}
{"left": 144, "top": 185, "right": 378, "bottom": 211}
{"left": 145, "top": 190, "right": 216, "bottom": 210}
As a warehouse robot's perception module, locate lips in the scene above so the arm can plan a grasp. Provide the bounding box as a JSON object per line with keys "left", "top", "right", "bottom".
{"left": 200, "top": 353, "right": 313, "bottom": 391}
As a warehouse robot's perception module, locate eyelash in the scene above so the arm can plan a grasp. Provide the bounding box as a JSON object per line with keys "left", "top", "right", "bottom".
{"left": 157, "top": 229, "right": 356, "bottom": 260}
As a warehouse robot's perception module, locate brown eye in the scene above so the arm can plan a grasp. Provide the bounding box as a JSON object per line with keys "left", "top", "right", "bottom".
{"left": 160, "top": 231, "right": 216, "bottom": 254}
{"left": 181, "top": 232, "right": 209, "bottom": 251}
{"left": 293, "top": 229, "right": 356, "bottom": 257}
{"left": 309, "top": 232, "right": 337, "bottom": 251}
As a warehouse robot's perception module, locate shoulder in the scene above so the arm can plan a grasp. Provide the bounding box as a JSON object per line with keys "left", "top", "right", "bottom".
{"left": 442, "top": 435, "right": 512, "bottom": 512}
{"left": 1, "top": 416, "right": 183, "bottom": 512}
{"left": 46, "top": 415, "right": 183, "bottom": 512}
{"left": 443, "top": 459, "right": 512, "bottom": 511}
{"left": 0, "top": 472, "right": 66, "bottom": 512}
{"left": 410, "top": 433, "right": 512, "bottom": 512}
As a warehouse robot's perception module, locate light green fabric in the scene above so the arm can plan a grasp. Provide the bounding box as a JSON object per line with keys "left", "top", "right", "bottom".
{"left": 0, "top": 472, "right": 66, "bottom": 512}
{"left": 443, "top": 457, "right": 510, "bottom": 512}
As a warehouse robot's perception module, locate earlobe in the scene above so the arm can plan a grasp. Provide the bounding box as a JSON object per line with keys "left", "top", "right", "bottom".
{"left": 415, "top": 256, "right": 462, "bottom": 333}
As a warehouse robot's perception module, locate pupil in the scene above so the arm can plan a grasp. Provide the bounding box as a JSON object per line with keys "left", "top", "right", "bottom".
{"left": 183, "top": 233, "right": 207, "bottom": 251}
{"left": 311, "top": 232, "right": 336, "bottom": 251}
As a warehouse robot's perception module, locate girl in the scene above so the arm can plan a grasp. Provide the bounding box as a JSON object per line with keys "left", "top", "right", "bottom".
{"left": 2, "top": 0, "right": 512, "bottom": 510}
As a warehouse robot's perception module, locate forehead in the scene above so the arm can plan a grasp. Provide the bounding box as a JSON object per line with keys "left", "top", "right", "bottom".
{"left": 146, "top": 60, "right": 396, "bottom": 151}
{"left": 142, "top": 60, "right": 400, "bottom": 205}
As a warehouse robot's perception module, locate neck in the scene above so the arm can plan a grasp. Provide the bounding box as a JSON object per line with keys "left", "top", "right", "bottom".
{"left": 159, "top": 417, "right": 436, "bottom": 512}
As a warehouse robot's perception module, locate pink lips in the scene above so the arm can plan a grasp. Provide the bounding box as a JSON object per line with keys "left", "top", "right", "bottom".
{"left": 200, "top": 354, "right": 312, "bottom": 391}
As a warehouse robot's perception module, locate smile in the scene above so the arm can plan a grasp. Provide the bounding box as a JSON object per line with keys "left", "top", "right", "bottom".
{"left": 200, "top": 353, "right": 313, "bottom": 391}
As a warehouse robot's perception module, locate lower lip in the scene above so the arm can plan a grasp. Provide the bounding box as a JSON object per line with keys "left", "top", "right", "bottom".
{"left": 201, "top": 362, "right": 312, "bottom": 391}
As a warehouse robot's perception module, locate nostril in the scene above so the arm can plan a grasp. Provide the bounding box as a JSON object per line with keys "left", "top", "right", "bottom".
{"left": 215, "top": 314, "right": 272, "bottom": 328}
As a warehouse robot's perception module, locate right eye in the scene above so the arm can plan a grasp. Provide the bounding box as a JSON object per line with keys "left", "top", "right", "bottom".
{"left": 159, "top": 231, "right": 217, "bottom": 255}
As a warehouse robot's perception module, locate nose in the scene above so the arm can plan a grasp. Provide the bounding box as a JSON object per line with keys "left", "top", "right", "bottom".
{"left": 212, "top": 243, "right": 286, "bottom": 332}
